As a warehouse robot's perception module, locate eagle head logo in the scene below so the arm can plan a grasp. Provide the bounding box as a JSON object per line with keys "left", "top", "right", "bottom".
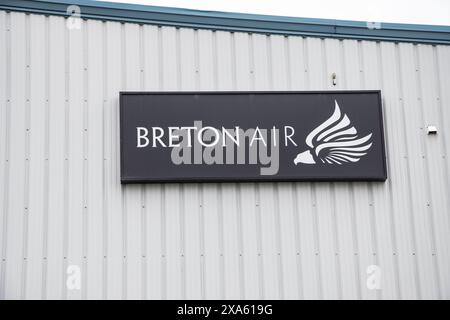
{"left": 294, "top": 100, "right": 373, "bottom": 165}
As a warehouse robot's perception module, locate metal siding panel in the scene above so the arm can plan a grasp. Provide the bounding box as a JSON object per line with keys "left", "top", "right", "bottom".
{"left": 239, "top": 183, "right": 261, "bottom": 299}
{"left": 123, "top": 22, "right": 143, "bottom": 300}
{"left": 327, "top": 39, "right": 360, "bottom": 300}
{"left": 380, "top": 42, "right": 418, "bottom": 299}
{"left": 2, "top": 11, "right": 450, "bottom": 300}
{"left": 198, "top": 29, "right": 222, "bottom": 299}
{"left": 86, "top": 19, "right": 105, "bottom": 300}
{"left": 159, "top": 27, "right": 182, "bottom": 299}
{"left": 397, "top": 43, "right": 435, "bottom": 299}
{"left": 104, "top": 20, "right": 123, "bottom": 300}
{"left": 5, "top": 12, "right": 27, "bottom": 299}
{"left": 46, "top": 15, "right": 66, "bottom": 299}
{"left": 66, "top": 18, "right": 84, "bottom": 300}
{"left": 145, "top": 185, "right": 163, "bottom": 299}
{"left": 415, "top": 44, "right": 444, "bottom": 298}
{"left": 295, "top": 184, "right": 321, "bottom": 299}
{"left": 286, "top": 36, "right": 306, "bottom": 90}
{"left": 215, "top": 31, "right": 241, "bottom": 299}
{"left": 25, "top": 13, "right": 46, "bottom": 299}
{"left": 370, "top": 42, "right": 399, "bottom": 300}
{"left": 233, "top": 33, "right": 260, "bottom": 299}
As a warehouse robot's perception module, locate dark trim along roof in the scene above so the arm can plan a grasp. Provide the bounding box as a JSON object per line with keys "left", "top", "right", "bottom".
{"left": 1, "top": 0, "right": 450, "bottom": 45}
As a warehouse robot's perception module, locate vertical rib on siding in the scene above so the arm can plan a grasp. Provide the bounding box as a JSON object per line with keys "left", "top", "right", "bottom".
{"left": 1, "top": 11, "right": 450, "bottom": 300}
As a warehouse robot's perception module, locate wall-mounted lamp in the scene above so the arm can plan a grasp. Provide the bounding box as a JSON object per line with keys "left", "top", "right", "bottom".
{"left": 427, "top": 125, "right": 437, "bottom": 135}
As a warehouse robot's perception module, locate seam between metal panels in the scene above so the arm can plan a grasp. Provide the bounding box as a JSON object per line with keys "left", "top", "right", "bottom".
{"left": 193, "top": 29, "right": 206, "bottom": 300}
{"left": 101, "top": 19, "right": 107, "bottom": 301}
{"left": 376, "top": 41, "right": 401, "bottom": 299}
{"left": 248, "top": 34, "right": 265, "bottom": 299}
{"left": 120, "top": 22, "right": 127, "bottom": 300}
{"left": 302, "top": 37, "right": 324, "bottom": 299}
{"left": 62, "top": 17, "right": 69, "bottom": 300}
{"left": 138, "top": 23, "right": 148, "bottom": 301}
{"left": 21, "top": 12, "right": 31, "bottom": 300}
{"left": 81, "top": 18, "right": 88, "bottom": 300}
{"left": 285, "top": 36, "right": 304, "bottom": 300}
{"left": 322, "top": 38, "right": 342, "bottom": 299}
{"left": 304, "top": 38, "right": 324, "bottom": 299}
{"left": 254, "top": 184, "right": 264, "bottom": 299}
{"left": 395, "top": 43, "right": 421, "bottom": 299}
{"left": 356, "top": 40, "right": 369, "bottom": 298}
{"left": 174, "top": 27, "right": 186, "bottom": 300}
{"left": 357, "top": 40, "right": 380, "bottom": 300}
{"left": 310, "top": 185, "right": 323, "bottom": 298}
{"left": 0, "top": 11, "right": 11, "bottom": 300}
{"left": 291, "top": 183, "right": 304, "bottom": 299}
{"left": 413, "top": 44, "right": 441, "bottom": 299}
{"left": 1, "top": 0, "right": 450, "bottom": 45}
{"left": 41, "top": 14, "right": 50, "bottom": 300}
{"left": 230, "top": 32, "right": 246, "bottom": 300}
{"left": 175, "top": 27, "right": 187, "bottom": 301}
{"left": 339, "top": 41, "right": 362, "bottom": 299}
{"left": 235, "top": 184, "right": 245, "bottom": 299}
{"left": 198, "top": 184, "right": 205, "bottom": 299}
{"left": 156, "top": 26, "right": 167, "bottom": 300}
{"left": 212, "top": 31, "right": 226, "bottom": 300}
{"left": 337, "top": 39, "right": 348, "bottom": 300}
{"left": 178, "top": 184, "right": 186, "bottom": 299}
{"left": 160, "top": 185, "right": 167, "bottom": 300}
{"left": 371, "top": 42, "right": 381, "bottom": 300}
{"left": 266, "top": 36, "right": 284, "bottom": 300}
{"left": 330, "top": 183, "right": 343, "bottom": 299}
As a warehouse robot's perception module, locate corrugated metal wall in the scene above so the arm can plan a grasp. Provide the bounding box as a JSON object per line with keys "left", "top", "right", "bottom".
{"left": 1, "top": 11, "right": 450, "bottom": 300}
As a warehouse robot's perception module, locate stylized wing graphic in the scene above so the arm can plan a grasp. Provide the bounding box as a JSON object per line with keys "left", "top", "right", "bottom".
{"left": 294, "top": 100, "right": 373, "bottom": 165}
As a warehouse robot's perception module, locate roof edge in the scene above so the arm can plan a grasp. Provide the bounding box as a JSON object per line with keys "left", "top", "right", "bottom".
{"left": 1, "top": 0, "right": 450, "bottom": 45}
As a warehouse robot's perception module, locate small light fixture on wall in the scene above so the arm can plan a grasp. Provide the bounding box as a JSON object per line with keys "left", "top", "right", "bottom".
{"left": 427, "top": 125, "right": 437, "bottom": 135}
{"left": 332, "top": 73, "right": 337, "bottom": 86}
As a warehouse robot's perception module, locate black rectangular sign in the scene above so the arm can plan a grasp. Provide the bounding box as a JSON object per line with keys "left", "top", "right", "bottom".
{"left": 120, "top": 91, "right": 387, "bottom": 183}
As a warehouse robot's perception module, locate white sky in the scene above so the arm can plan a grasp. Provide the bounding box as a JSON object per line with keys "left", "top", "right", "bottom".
{"left": 102, "top": 0, "right": 450, "bottom": 26}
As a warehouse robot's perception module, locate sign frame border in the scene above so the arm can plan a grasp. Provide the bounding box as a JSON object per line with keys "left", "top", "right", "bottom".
{"left": 119, "top": 90, "right": 387, "bottom": 184}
